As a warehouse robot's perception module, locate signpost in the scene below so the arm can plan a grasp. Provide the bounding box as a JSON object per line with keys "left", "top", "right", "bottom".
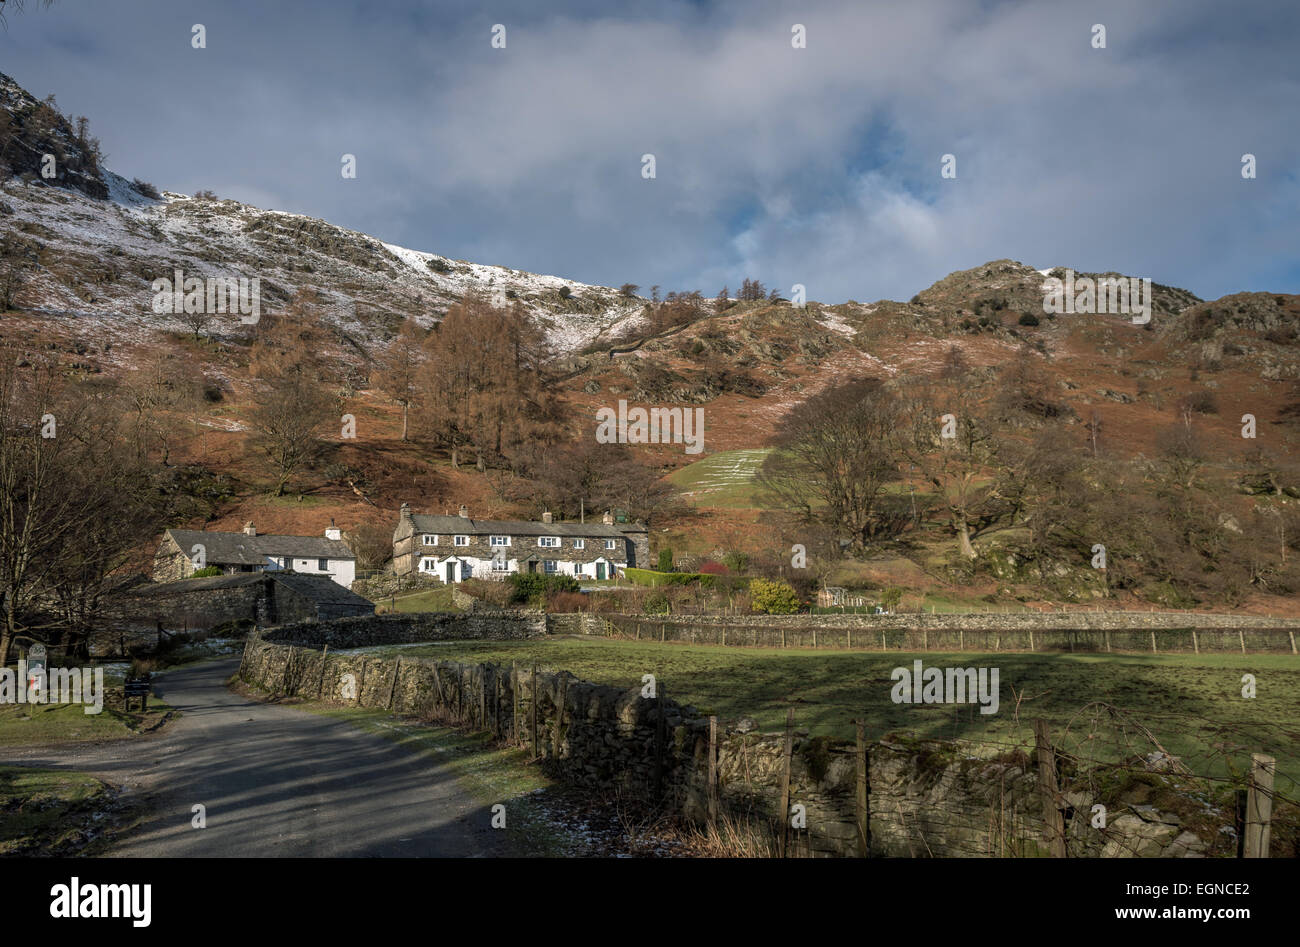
{"left": 123, "top": 677, "right": 150, "bottom": 712}
{"left": 26, "top": 643, "right": 45, "bottom": 703}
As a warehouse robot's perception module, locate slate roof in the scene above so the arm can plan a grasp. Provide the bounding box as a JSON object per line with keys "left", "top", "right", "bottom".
{"left": 265, "top": 572, "right": 374, "bottom": 609}
{"left": 129, "top": 572, "right": 373, "bottom": 610}
{"left": 163, "top": 529, "right": 354, "bottom": 565}
{"left": 407, "top": 515, "right": 629, "bottom": 539}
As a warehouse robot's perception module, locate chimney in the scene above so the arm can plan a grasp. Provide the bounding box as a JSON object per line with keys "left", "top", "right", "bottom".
{"left": 243, "top": 521, "right": 256, "bottom": 537}
{"left": 541, "top": 511, "right": 553, "bottom": 524}
{"left": 325, "top": 518, "right": 342, "bottom": 541}
{"left": 603, "top": 510, "right": 614, "bottom": 525}
{"left": 458, "top": 504, "right": 469, "bottom": 519}
{"left": 399, "top": 502, "right": 413, "bottom": 521}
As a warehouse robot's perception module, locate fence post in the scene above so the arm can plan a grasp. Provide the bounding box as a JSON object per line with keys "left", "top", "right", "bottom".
{"left": 282, "top": 646, "right": 295, "bottom": 695}
{"left": 387, "top": 658, "right": 401, "bottom": 710}
{"left": 530, "top": 664, "right": 539, "bottom": 758}
{"left": 1105, "top": 630, "right": 1110, "bottom": 653}
{"left": 316, "top": 645, "right": 329, "bottom": 698}
{"left": 708, "top": 716, "right": 718, "bottom": 829}
{"left": 1028, "top": 630, "right": 1034, "bottom": 652}
{"left": 552, "top": 675, "right": 567, "bottom": 759}
{"left": 512, "top": 662, "right": 519, "bottom": 745}
{"left": 1150, "top": 630, "right": 1157, "bottom": 654}
{"left": 494, "top": 670, "right": 502, "bottom": 738}
{"left": 847, "top": 628, "right": 852, "bottom": 650}
{"left": 1192, "top": 630, "right": 1198, "bottom": 655}
{"left": 1033, "top": 719, "right": 1067, "bottom": 857}
{"left": 1239, "top": 629, "right": 1246, "bottom": 654}
{"left": 1290, "top": 631, "right": 1297, "bottom": 655}
{"left": 357, "top": 658, "right": 367, "bottom": 705}
{"left": 430, "top": 661, "right": 443, "bottom": 709}
{"left": 653, "top": 683, "right": 666, "bottom": 799}
{"left": 855, "top": 720, "right": 869, "bottom": 858}
{"left": 1244, "top": 753, "right": 1275, "bottom": 858}
{"left": 779, "top": 708, "right": 794, "bottom": 859}
{"left": 479, "top": 668, "right": 487, "bottom": 730}
{"left": 922, "top": 629, "right": 927, "bottom": 651}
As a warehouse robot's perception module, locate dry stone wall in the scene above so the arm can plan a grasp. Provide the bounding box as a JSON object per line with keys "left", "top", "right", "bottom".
{"left": 239, "top": 626, "right": 1252, "bottom": 857}
{"left": 557, "top": 612, "right": 1300, "bottom": 654}
{"left": 262, "top": 610, "right": 544, "bottom": 649}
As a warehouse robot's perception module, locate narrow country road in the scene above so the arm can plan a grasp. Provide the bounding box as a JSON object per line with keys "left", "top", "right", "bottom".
{"left": 4, "top": 659, "right": 508, "bottom": 857}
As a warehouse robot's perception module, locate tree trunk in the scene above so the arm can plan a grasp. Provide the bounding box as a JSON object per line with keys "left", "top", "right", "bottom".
{"left": 401, "top": 402, "right": 409, "bottom": 442}
{"left": 957, "top": 517, "right": 977, "bottom": 559}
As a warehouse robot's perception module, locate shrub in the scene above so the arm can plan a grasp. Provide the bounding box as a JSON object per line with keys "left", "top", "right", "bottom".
{"left": 558, "top": 286, "right": 572, "bottom": 300}
{"left": 507, "top": 572, "right": 579, "bottom": 604}
{"left": 644, "top": 591, "right": 670, "bottom": 615}
{"left": 547, "top": 590, "right": 589, "bottom": 612}
{"left": 132, "top": 178, "right": 161, "bottom": 199}
{"left": 880, "top": 586, "right": 903, "bottom": 611}
{"left": 459, "top": 578, "right": 514, "bottom": 608}
{"left": 750, "top": 578, "right": 800, "bottom": 614}
{"left": 1179, "top": 390, "right": 1219, "bottom": 415}
{"left": 657, "top": 548, "right": 674, "bottom": 572}
{"left": 699, "top": 561, "right": 729, "bottom": 575}
{"left": 1018, "top": 313, "right": 1040, "bottom": 327}
{"left": 189, "top": 565, "right": 223, "bottom": 578}
{"left": 722, "top": 551, "right": 750, "bottom": 574}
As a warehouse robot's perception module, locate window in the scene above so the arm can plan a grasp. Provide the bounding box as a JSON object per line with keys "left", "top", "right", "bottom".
{"left": 422, "top": 534, "right": 438, "bottom": 546}
{"left": 454, "top": 535, "right": 469, "bottom": 546}
{"left": 573, "top": 538, "right": 585, "bottom": 550}
{"left": 492, "top": 556, "right": 510, "bottom": 572}
{"left": 318, "top": 558, "right": 328, "bottom": 571}
{"left": 544, "top": 559, "right": 558, "bottom": 574}
{"left": 420, "top": 558, "right": 435, "bottom": 572}
{"left": 605, "top": 539, "right": 617, "bottom": 550}
{"left": 539, "top": 536, "right": 560, "bottom": 548}
{"left": 461, "top": 562, "right": 473, "bottom": 580}
{"left": 490, "top": 535, "right": 511, "bottom": 547}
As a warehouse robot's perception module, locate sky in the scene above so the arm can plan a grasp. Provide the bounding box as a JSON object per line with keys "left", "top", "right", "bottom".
{"left": 2, "top": 0, "right": 1298, "bottom": 304}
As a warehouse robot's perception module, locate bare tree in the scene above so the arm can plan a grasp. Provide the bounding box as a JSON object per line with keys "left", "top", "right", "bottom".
{"left": 758, "top": 378, "right": 905, "bottom": 551}
{"left": 246, "top": 299, "right": 337, "bottom": 496}
{"left": 371, "top": 316, "right": 424, "bottom": 441}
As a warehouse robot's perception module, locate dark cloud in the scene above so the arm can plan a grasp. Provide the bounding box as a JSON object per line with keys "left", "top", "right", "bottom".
{"left": 3, "top": 0, "right": 1296, "bottom": 300}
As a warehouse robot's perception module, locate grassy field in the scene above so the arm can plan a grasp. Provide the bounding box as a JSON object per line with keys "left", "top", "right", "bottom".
{"left": 668, "top": 449, "right": 773, "bottom": 509}
{"left": 0, "top": 766, "right": 123, "bottom": 855}
{"left": 356, "top": 637, "right": 1300, "bottom": 783}
{"left": 0, "top": 667, "right": 173, "bottom": 747}
{"left": 375, "top": 585, "right": 462, "bottom": 614}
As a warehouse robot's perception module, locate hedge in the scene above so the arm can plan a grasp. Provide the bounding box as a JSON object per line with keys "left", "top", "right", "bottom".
{"left": 623, "top": 567, "right": 716, "bottom": 589}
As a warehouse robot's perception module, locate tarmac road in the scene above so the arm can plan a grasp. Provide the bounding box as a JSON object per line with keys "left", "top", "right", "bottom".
{"left": 4, "top": 658, "right": 507, "bottom": 857}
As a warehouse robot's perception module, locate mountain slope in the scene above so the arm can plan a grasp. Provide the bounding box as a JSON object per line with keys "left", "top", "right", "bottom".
{"left": 0, "top": 71, "right": 647, "bottom": 354}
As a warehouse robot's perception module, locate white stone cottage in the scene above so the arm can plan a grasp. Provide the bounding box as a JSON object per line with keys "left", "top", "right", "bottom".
{"left": 153, "top": 521, "right": 357, "bottom": 589}
{"left": 392, "top": 504, "right": 649, "bottom": 583}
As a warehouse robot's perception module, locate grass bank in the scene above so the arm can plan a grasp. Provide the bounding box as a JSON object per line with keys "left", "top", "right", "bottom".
{"left": 354, "top": 637, "right": 1299, "bottom": 783}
